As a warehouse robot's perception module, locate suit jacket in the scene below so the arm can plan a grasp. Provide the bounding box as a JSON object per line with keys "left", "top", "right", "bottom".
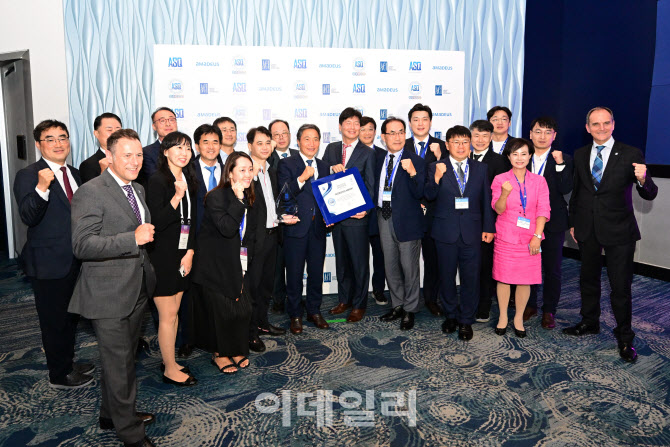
{"left": 269, "top": 148, "right": 299, "bottom": 170}
{"left": 471, "top": 149, "right": 507, "bottom": 185}
{"left": 251, "top": 164, "right": 282, "bottom": 248}
{"left": 488, "top": 136, "right": 514, "bottom": 169}
{"left": 322, "top": 141, "right": 375, "bottom": 227}
{"left": 69, "top": 169, "right": 156, "bottom": 319}
{"left": 569, "top": 141, "right": 657, "bottom": 245}
{"left": 13, "top": 158, "right": 81, "bottom": 279}
{"left": 404, "top": 135, "right": 447, "bottom": 231}
{"left": 369, "top": 145, "right": 387, "bottom": 236}
{"left": 425, "top": 159, "right": 495, "bottom": 245}
{"left": 138, "top": 139, "right": 161, "bottom": 187}
{"left": 192, "top": 186, "right": 257, "bottom": 297}
{"left": 527, "top": 150, "right": 573, "bottom": 233}
{"left": 373, "top": 149, "right": 426, "bottom": 242}
{"left": 193, "top": 155, "right": 225, "bottom": 233}
{"left": 79, "top": 148, "right": 106, "bottom": 184}
{"left": 276, "top": 153, "right": 330, "bottom": 239}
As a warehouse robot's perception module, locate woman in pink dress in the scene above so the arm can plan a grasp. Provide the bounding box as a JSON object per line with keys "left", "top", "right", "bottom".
{"left": 491, "top": 138, "right": 550, "bottom": 337}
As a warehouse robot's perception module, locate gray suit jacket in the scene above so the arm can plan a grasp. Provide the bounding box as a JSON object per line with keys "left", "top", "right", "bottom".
{"left": 69, "top": 169, "right": 156, "bottom": 319}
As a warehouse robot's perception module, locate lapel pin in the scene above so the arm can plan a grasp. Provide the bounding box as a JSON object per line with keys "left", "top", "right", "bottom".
{"left": 615, "top": 153, "right": 618, "bottom": 155}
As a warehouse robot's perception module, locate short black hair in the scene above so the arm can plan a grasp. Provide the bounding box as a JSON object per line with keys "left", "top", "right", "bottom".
{"left": 445, "top": 125, "right": 471, "bottom": 141}
{"left": 269, "top": 119, "right": 290, "bottom": 133}
{"left": 94, "top": 112, "right": 122, "bottom": 130}
{"left": 296, "top": 124, "right": 321, "bottom": 140}
{"left": 530, "top": 116, "right": 558, "bottom": 132}
{"left": 193, "top": 124, "right": 222, "bottom": 145}
{"left": 502, "top": 137, "right": 535, "bottom": 158}
{"left": 107, "top": 129, "right": 140, "bottom": 154}
{"left": 151, "top": 107, "right": 175, "bottom": 122}
{"left": 469, "top": 120, "right": 493, "bottom": 133}
{"left": 360, "top": 116, "right": 377, "bottom": 130}
{"left": 33, "top": 120, "right": 69, "bottom": 141}
{"left": 408, "top": 103, "right": 433, "bottom": 121}
{"left": 338, "top": 107, "right": 362, "bottom": 126}
{"left": 213, "top": 116, "right": 237, "bottom": 129}
{"left": 486, "top": 106, "right": 512, "bottom": 121}
{"left": 247, "top": 126, "right": 272, "bottom": 143}
{"left": 380, "top": 117, "right": 406, "bottom": 134}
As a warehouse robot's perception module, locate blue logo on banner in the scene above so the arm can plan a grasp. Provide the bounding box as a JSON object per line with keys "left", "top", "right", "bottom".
{"left": 174, "top": 109, "right": 184, "bottom": 118}
{"left": 233, "top": 58, "right": 244, "bottom": 67}
{"left": 434, "top": 131, "right": 442, "bottom": 139}
{"left": 168, "top": 57, "right": 182, "bottom": 68}
{"left": 380, "top": 109, "right": 388, "bottom": 120}
{"left": 169, "top": 81, "right": 182, "bottom": 91}
{"left": 435, "top": 85, "right": 442, "bottom": 96}
{"left": 354, "top": 59, "right": 364, "bottom": 69}
{"left": 322, "top": 84, "right": 330, "bottom": 95}
{"left": 323, "top": 132, "right": 331, "bottom": 143}
{"left": 263, "top": 109, "right": 271, "bottom": 120}
{"left": 324, "top": 272, "right": 331, "bottom": 282}
{"left": 233, "top": 82, "right": 246, "bottom": 93}
{"left": 200, "top": 83, "right": 208, "bottom": 94}
{"left": 353, "top": 84, "right": 366, "bottom": 93}
{"left": 294, "top": 59, "right": 307, "bottom": 69}
{"left": 410, "top": 83, "right": 421, "bottom": 93}
{"left": 295, "top": 109, "right": 307, "bottom": 119}
{"left": 409, "top": 61, "right": 422, "bottom": 71}
{"left": 380, "top": 61, "right": 388, "bottom": 72}
{"left": 262, "top": 59, "right": 270, "bottom": 71}
{"left": 296, "top": 83, "right": 306, "bottom": 91}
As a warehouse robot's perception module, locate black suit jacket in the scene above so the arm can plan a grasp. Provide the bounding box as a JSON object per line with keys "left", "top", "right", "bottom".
{"left": 471, "top": 149, "right": 507, "bottom": 185}
{"left": 251, "top": 165, "right": 281, "bottom": 248}
{"left": 269, "top": 148, "right": 299, "bottom": 170}
{"left": 569, "top": 141, "right": 657, "bottom": 245}
{"left": 526, "top": 150, "right": 574, "bottom": 233}
{"left": 488, "top": 136, "right": 514, "bottom": 169}
{"left": 138, "top": 140, "right": 160, "bottom": 187}
{"left": 404, "top": 135, "right": 447, "bottom": 231}
{"left": 193, "top": 155, "right": 225, "bottom": 234}
{"left": 79, "top": 148, "right": 106, "bottom": 184}
{"left": 13, "top": 158, "right": 81, "bottom": 279}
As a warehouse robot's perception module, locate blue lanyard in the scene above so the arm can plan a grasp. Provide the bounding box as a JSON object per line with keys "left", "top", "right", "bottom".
{"left": 452, "top": 161, "right": 469, "bottom": 196}
{"left": 239, "top": 213, "right": 245, "bottom": 240}
{"left": 514, "top": 173, "right": 527, "bottom": 215}
{"left": 498, "top": 137, "right": 509, "bottom": 154}
{"left": 385, "top": 150, "right": 403, "bottom": 188}
{"left": 414, "top": 139, "right": 427, "bottom": 158}
{"left": 532, "top": 156, "right": 547, "bottom": 176}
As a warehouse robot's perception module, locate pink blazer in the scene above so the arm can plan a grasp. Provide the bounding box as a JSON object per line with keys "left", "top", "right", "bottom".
{"left": 491, "top": 170, "right": 551, "bottom": 244}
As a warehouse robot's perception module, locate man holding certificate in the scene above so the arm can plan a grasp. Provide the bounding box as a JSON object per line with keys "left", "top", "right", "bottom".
{"left": 323, "top": 107, "right": 376, "bottom": 324}
{"left": 374, "top": 117, "right": 426, "bottom": 330}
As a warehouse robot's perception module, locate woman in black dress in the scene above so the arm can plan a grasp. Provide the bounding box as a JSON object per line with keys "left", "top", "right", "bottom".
{"left": 192, "top": 152, "right": 256, "bottom": 374}
{"left": 147, "top": 131, "right": 198, "bottom": 386}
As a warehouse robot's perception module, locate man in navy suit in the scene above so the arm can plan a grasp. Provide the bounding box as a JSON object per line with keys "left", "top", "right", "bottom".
{"left": 404, "top": 103, "right": 447, "bottom": 317}
{"left": 138, "top": 107, "right": 178, "bottom": 187}
{"left": 277, "top": 124, "right": 331, "bottom": 334}
{"left": 213, "top": 116, "right": 238, "bottom": 164}
{"left": 192, "top": 124, "right": 224, "bottom": 233}
{"left": 375, "top": 117, "right": 425, "bottom": 330}
{"left": 524, "top": 117, "right": 573, "bottom": 329}
{"left": 13, "top": 120, "right": 93, "bottom": 389}
{"left": 323, "top": 107, "right": 376, "bottom": 323}
{"left": 79, "top": 112, "right": 122, "bottom": 183}
{"left": 425, "top": 125, "right": 495, "bottom": 340}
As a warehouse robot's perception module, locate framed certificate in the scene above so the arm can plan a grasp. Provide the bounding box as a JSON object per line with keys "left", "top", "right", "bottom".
{"left": 311, "top": 167, "right": 374, "bottom": 226}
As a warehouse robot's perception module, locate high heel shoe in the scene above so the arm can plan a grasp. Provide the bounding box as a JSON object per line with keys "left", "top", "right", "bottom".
{"left": 162, "top": 373, "right": 198, "bottom": 386}
{"left": 514, "top": 326, "right": 527, "bottom": 338}
{"left": 494, "top": 326, "right": 507, "bottom": 336}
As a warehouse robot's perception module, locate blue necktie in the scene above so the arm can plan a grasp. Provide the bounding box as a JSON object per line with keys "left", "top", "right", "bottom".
{"left": 205, "top": 166, "right": 217, "bottom": 191}
{"left": 281, "top": 152, "right": 288, "bottom": 158}
{"left": 306, "top": 159, "right": 314, "bottom": 181}
{"left": 306, "top": 159, "right": 315, "bottom": 217}
{"left": 418, "top": 141, "right": 426, "bottom": 158}
{"left": 592, "top": 145, "right": 605, "bottom": 190}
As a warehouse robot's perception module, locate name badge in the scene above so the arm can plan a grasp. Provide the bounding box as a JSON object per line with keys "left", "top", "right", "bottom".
{"left": 240, "top": 246, "right": 248, "bottom": 272}
{"left": 178, "top": 225, "right": 190, "bottom": 249}
{"left": 382, "top": 190, "right": 392, "bottom": 202}
{"left": 517, "top": 216, "right": 531, "bottom": 229}
{"left": 455, "top": 197, "right": 469, "bottom": 209}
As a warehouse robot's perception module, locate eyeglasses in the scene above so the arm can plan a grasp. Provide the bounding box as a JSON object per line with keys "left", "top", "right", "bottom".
{"left": 532, "top": 129, "right": 555, "bottom": 136}
{"left": 448, "top": 140, "right": 470, "bottom": 146}
{"left": 39, "top": 136, "right": 69, "bottom": 145}
{"left": 490, "top": 118, "right": 509, "bottom": 123}
{"left": 384, "top": 131, "right": 405, "bottom": 137}
{"left": 272, "top": 132, "right": 289, "bottom": 138}
{"left": 153, "top": 117, "right": 177, "bottom": 125}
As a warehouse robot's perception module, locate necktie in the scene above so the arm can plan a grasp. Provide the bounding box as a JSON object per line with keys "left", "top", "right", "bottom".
{"left": 381, "top": 155, "right": 395, "bottom": 220}
{"left": 457, "top": 161, "right": 465, "bottom": 184}
{"left": 281, "top": 152, "right": 288, "bottom": 158}
{"left": 418, "top": 141, "right": 426, "bottom": 158}
{"left": 205, "top": 166, "right": 217, "bottom": 191}
{"left": 60, "top": 167, "right": 73, "bottom": 202}
{"left": 592, "top": 145, "right": 605, "bottom": 190}
{"left": 473, "top": 154, "right": 481, "bottom": 161}
{"left": 122, "top": 185, "right": 142, "bottom": 224}
{"left": 342, "top": 144, "right": 351, "bottom": 166}
{"left": 306, "top": 159, "right": 315, "bottom": 181}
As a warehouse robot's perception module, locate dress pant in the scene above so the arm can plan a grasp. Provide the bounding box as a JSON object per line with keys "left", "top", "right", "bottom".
{"left": 436, "top": 236, "right": 481, "bottom": 325}
{"left": 421, "top": 233, "right": 440, "bottom": 304}
{"left": 529, "top": 230, "right": 565, "bottom": 314}
{"left": 249, "top": 229, "right": 279, "bottom": 337}
{"left": 284, "top": 222, "right": 326, "bottom": 318}
{"left": 30, "top": 262, "right": 80, "bottom": 382}
{"left": 332, "top": 224, "right": 370, "bottom": 310}
{"left": 476, "top": 239, "right": 495, "bottom": 316}
{"left": 92, "top": 278, "right": 148, "bottom": 444}
{"left": 370, "top": 234, "right": 386, "bottom": 292}
{"left": 272, "top": 240, "right": 287, "bottom": 307}
{"left": 378, "top": 213, "right": 421, "bottom": 312}
{"left": 578, "top": 235, "right": 636, "bottom": 344}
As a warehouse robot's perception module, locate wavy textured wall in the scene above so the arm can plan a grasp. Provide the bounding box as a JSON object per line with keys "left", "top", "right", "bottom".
{"left": 63, "top": 0, "right": 525, "bottom": 165}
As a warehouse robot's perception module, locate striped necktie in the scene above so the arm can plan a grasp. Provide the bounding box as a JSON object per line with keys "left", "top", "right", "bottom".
{"left": 592, "top": 145, "right": 605, "bottom": 190}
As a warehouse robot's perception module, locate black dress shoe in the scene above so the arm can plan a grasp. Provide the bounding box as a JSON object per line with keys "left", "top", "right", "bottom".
{"left": 270, "top": 300, "right": 285, "bottom": 315}
{"left": 619, "top": 343, "right": 638, "bottom": 363}
{"left": 442, "top": 318, "right": 458, "bottom": 334}
{"left": 458, "top": 324, "right": 473, "bottom": 340}
{"left": 373, "top": 290, "right": 388, "bottom": 305}
{"left": 425, "top": 301, "right": 444, "bottom": 316}
{"left": 162, "top": 374, "right": 197, "bottom": 387}
{"left": 258, "top": 324, "right": 286, "bottom": 336}
{"left": 72, "top": 362, "right": 94, "bottom": 375}
{"left": 400, "top": 312, "right": 415, "bottom": 330}
{"left": 563, "top": 322, "right": 600, "bottom": 336}
{"left": 100, "top": 412, "right": 155, "bottom": 430}
{"left": 249, "top": 337, "right": 266, "bottom": 352}
{"left": 380, "top": 306, "right": 405, "bottom": 322}
{"left": 49, "top": 371, "right": 94, "bottom": 390}
{"left": 124, "top": 436, "right": 156, "bottom": 447}
{"left": 177, "top": 343, "right": 194, "bottom": 358}
{"left": 160, "top": 363, "right": 191, "bottom": 374}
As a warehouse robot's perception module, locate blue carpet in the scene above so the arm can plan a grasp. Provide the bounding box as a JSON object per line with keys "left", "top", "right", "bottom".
{"left": 1, "top": 257, "right": 669, "bottom": 446}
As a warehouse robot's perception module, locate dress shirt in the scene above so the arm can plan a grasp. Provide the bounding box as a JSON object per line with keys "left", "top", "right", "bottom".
{"left": 34, "top": 158, "right": 79, "bottom": 201}
{"left": 108, "top": 168, "right": 146, "bottom": 224}
{"left": 199, "top": 158, "right": 221, "bottom": 188}
{"left": 492, "top": 137, "right": 509, "bottom": 154}
{"left": 471, "top": 148, "right": 489, "bottom": 161}
{"left": 342, "top": 139, "right": 358, "bottom": 166}
{"left": 413, "top": 136, "right": 430, "bottom": 157}
{"left": 449, "top": 156, "right": 470, "bottom": 193}
{"left": 276, "top": 148, "right": 291, "bottom": 159}
{"left": 220, "top": 151, "right": 230, "bottom": 165}
{"left": 589, "top": 137, "right": 614, "bottom": 171}
{"left": 297, "top": 152, "right": 319, "bottom": 189}
{"left": 532, "top": 149, "right": 566, "bottom": 175}
{"left": 377, "top": 149, "right": 403, "bottom": 207}
{"left": 255, "top": 161, "right": 278, "bottom": 228}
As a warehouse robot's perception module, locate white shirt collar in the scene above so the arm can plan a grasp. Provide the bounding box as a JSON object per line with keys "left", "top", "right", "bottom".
{"left": 472, "top": 148, "right": 489, "bottom": 159}
{"left": 199, "top": 157, "right": 219, "bottom": 170}
{"left": 343, "top": 139, "right": 358, "bottom": 148}
{"left": 414, "top": 135, "right": 430, "bottom": 145}
{"left": 42, "top": 158, "right": 67, "bottom": 172}
{"left": 107, "top": 167, "right": 132, "bottom": 186}
{"left": 299, "top": 151, "right": 316, "bottom": 164}
{"left": 592, "top": 137, "right": 615, "bottom": 151}
{"left": 449, "top": 155, "right": 468, "bottom": 170}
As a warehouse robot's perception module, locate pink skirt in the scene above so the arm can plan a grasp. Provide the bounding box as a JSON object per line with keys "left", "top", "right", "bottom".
{"left": 492, "top": 239, "right": 542, "bottom": 285}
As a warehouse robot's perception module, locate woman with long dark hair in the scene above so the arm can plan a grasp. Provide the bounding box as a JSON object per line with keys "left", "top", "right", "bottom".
{"left": 191, "top": 152, "right": 257, "bottom": 374}
{"left": 146, "top": 131, "right": 199, "bottom": 386}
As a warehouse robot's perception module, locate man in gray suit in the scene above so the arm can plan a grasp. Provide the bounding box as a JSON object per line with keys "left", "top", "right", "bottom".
{"left": 69, "top": 129, "right": 157, "bottom": 447}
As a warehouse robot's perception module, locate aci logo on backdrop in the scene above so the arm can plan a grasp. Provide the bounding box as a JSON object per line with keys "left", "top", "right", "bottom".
{"left": 200, "top": 83, "right": 208, "bottom": 95}
{"left": 263, "top": 109, "right": 272, "bottom": 121}
{"left": 380, "top": 61, "right": 396, "bottom": 72}
{"left": 380, "top": 109, "right": 388, "bottom": 120}
{"left": 322, "top": 84, "right": 330, "bottom": 95}
{"left": 174, "top": 109, "right": 184, "bottom": 118}
{"left": 435, "top": 85, "right": 442, "bottom": 96}
{"left": 262, "top": 59, "right": 270, "bottom": 71}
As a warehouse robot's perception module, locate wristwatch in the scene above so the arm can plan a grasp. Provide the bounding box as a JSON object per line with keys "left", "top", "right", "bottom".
{"left": 533, "top": 233, "right": 542, "bottom": 239}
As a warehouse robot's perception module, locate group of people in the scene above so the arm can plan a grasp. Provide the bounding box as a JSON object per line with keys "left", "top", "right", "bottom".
{"left": 13, "top": 102, "right": 656, "bottom": 447}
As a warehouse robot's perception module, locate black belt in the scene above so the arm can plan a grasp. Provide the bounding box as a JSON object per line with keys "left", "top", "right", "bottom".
{"left": 266, "top": 227, "right": 278, "bottom": 235}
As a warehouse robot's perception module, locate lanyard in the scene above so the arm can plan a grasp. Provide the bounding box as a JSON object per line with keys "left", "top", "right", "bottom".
{"left": 414, "top": 139, "right": 428, "bottom": 158}
{"left": 177, "top": 179, "right": 191, "bottom": 223}
{"left": 452, "top": 161, "right": 469, "bottom": 196}
{"left": 239, "top": 211, "right": 246, "bottom": 240}
{"left": 384, "top": 150, "right": 403, "bottom": 188}
{"left": 514, "top": 172, "right": 527, "bottom": 216}
{"left": 532, "top": 156, "right": 547, "bottom": 176}
{"left": 498, "top": 137, "right": 509, "bottom": 154}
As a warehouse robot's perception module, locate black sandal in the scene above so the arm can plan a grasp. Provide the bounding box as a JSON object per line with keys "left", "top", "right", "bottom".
{"left": 233, "top": 356, "right": 249, "bottom": 369}
{"left": 211, "top": 356, "right": 237, "bottom": 374}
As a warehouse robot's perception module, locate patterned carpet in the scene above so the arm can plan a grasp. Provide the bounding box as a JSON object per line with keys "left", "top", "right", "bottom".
{"left": 1, "top": 257, "right": 670, "bottom": 446}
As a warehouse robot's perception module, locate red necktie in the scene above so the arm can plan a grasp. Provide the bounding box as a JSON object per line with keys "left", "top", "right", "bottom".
{"left": 60, "top": 167, "right": 73, "bottom": 202}
{"left": 342, "top": 144, "right": 351, "bottom": 166}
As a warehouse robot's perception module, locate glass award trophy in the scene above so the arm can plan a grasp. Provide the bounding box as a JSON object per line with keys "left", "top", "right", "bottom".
{"left": 275, "top": 183, "right": 298, "bottom": 223}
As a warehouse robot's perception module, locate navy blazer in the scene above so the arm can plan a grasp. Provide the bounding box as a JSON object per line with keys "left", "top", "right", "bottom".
{"left": 526, "top": 150, "right": 574, "bottom": 233}
{"left": 425, "top": 158, "right": 495, "bottom": 245}
{"left": 193, "top": 154, "right": 225, "bottom": 234}
{"left": 404, "top": 135, "right": 447, "bottom": 231}
{"left": 322, "top": 141, "right": 376, "bottom": 227}
{"left": 373, "top": 149, "right": 426, "bottom": 242}
{"left": 79, "top": 148, "right": 106, "bottom": 184}
{"left": 269, "top": 148, "right": 300, "bottom": 170}
{"left": 276, "top": 153, "right": 329, "bottom": 239}
{"left": 13, "top": 158, "right": 81, "bottom": 279}
{"left": 369, "top": 145, "right": 387, "bottom": 236}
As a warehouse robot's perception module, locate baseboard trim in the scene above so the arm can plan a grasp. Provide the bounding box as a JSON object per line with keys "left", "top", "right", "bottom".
{"left": 562, "top": 247, "right": 669, "bottom": 281}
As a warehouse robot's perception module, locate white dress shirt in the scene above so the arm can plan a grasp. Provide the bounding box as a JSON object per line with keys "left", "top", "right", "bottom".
{"left": 589, "top": 137, "right": 615, "bottom": 171}
{"left": 108, "top": 168, "right": 146, "bottom": 224}
{"left": 297, "top": 152, "right": 319, "bottom": 189}
{"left": 34, "top": 158, "right": 79, "bottom": 201}
{"left": 413, "top": 136, "right": 430, "bottom": 157}
{"left": 449, "top": 156, "right": 469, "bottom": 194}
{"left": 377, "top": 149, "right": 403, "bottom": 207}
{"left": 255, "top": 161, "right": 278, "bottom": 228}
{"left": 199, "top": 158, "right": 221, "bottom": 189}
